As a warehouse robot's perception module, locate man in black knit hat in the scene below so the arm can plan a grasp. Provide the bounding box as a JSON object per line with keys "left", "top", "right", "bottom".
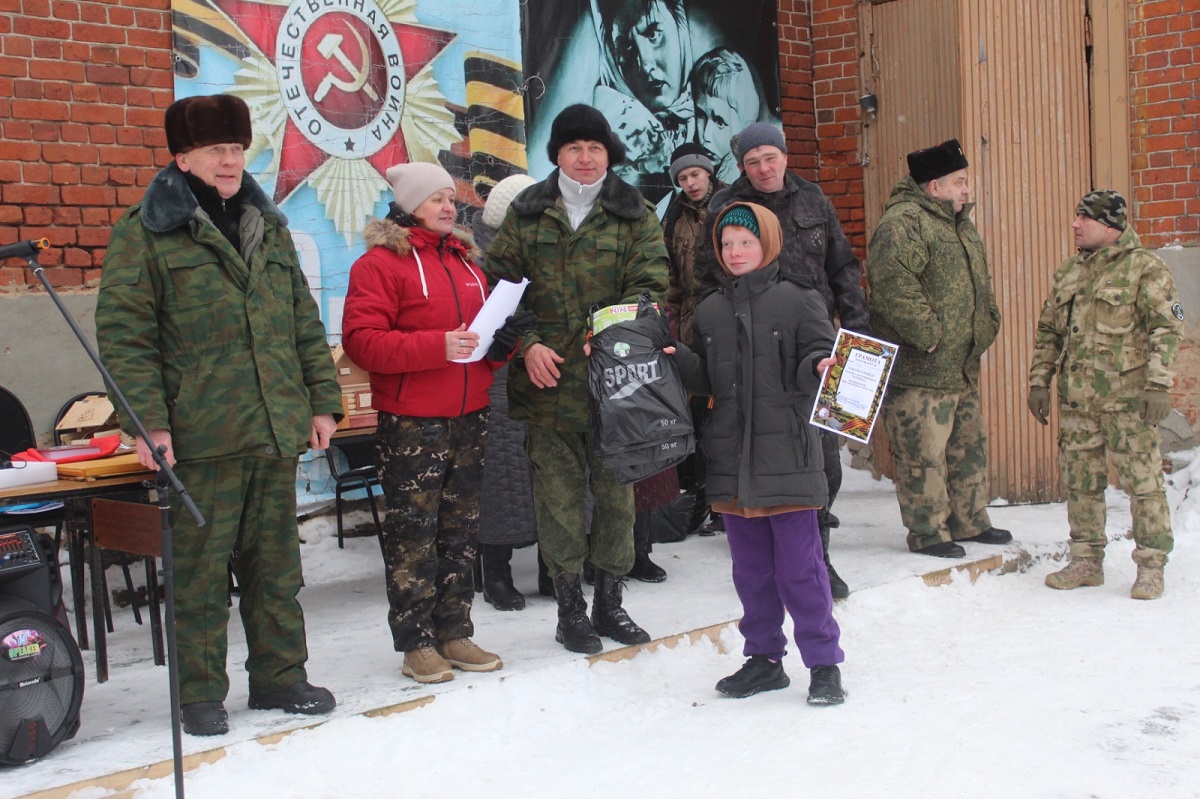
{"left": 96, "top": 94, "right": 341, "bottom": 736}
{"left": 485, "top": 104, "right": 668, "bottom": 655}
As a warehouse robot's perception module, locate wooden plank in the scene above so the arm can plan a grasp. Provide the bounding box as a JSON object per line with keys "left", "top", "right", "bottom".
{"left": 91, "top": 498, "right": 162, "bottom": 558}
{"left": 56, "top": 453, "right": 144, "bottom": 480}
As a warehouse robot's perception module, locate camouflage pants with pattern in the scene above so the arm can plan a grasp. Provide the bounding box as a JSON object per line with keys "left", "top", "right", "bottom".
{"left": 881, "top": 385, "right": 993, "bottom": 551}
{"left": 1059, "top": 407, "right": 1173, "bottom": 566}
{"left": 170, "top": 455, "right": 309, "bottom": 705}
{"left": 374, "top": 409, "right": 488, "bottom": 653}
{"left": 526, "top": 425, "right": 635, "bottom": 576}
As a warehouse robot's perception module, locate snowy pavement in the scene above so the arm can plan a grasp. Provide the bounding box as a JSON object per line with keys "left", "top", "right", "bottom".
{"left": 5, "top": 448, "right": 1199, "bottom": 798}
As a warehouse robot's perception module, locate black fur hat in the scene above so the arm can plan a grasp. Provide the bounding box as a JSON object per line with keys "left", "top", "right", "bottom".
{"left": 166, "top": 94, "right": 253, "bottom": 155}
{"left": 907, "top": 139, "right": 969, "bottom": 184}
{"left": 546, "top": 103, "right": 626, "bottom": 167}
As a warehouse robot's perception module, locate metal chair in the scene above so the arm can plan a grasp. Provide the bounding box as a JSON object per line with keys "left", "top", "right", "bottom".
{"left": 324, "top": 437, "right": 383, "bottom": 549}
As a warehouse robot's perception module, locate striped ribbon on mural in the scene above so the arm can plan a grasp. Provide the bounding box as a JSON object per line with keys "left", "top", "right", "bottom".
{"left": 464, "top": 53, "right": 528, "bottom": 201}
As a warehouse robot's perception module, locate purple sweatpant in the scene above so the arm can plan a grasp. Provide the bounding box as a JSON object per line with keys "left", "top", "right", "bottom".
{"left": 723, "top": 509, "right": 844, "bottom": 668}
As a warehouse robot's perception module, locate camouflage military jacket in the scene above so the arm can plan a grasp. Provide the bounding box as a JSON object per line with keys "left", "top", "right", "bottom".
{"left": 96, "top": 163, "right": 342, "bottom": 463}
{"left": 1028, "top": 225, "right": 1183, "bottom": 410}
{"left": 866, "top": 176, "right": 1001, "bottom": 389}
{"left": 484, "top": 169, "right": 669, "bottom": 432}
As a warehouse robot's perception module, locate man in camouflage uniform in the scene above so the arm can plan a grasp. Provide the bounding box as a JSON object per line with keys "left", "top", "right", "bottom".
{"left": 1028, "top": 190, "right": 1183, "bottom": 599}
{"left": 485, "top": 104, "right": 668, "bottom": 654}
{"left": 867, "top": 139, "right": 1010, "bottom": 558}
{"left": 96, "top": 95, "right": 342, "bottom": 736}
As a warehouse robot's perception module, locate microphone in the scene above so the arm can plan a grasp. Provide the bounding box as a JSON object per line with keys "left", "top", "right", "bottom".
{"left": 0, "top": 238, "right": 49, "bottom": 260}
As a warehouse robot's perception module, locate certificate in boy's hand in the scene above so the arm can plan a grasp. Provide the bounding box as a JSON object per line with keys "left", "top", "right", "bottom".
{"left": 809, "top": 329, "right": 898, "bottom": 443}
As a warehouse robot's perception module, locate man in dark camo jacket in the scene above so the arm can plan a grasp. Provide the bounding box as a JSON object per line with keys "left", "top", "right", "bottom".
{"left": 96, "top": 94, "right": 342, "bottom": 736}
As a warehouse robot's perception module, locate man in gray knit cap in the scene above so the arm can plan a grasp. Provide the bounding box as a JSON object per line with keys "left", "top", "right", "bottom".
{"left": 697, "top": 121, "right": 868, "bottom": 599}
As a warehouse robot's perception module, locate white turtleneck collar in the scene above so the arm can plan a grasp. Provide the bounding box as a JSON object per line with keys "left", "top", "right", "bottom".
{"left": 558, "top": 170, "right": 605, "bottom": 231}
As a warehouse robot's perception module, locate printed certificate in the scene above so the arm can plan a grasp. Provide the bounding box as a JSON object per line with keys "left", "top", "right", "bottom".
{"left": 809, "top": 329, "right": 899, "bottom": 443}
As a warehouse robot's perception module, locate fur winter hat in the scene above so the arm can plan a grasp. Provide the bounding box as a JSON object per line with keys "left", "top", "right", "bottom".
{"left": 907, "top": 139, "right": 969, "bottom": 184}
{"left": 669, "top": 143, "right": 714, "bottom": 185}
{"left": 735, "top": 122, "right": 786, "bottom": 164}
{"left": 165, "top": 94, "right": 253, "bottom": 155}
{"left": 385, "top": 162, "right": 456, "bottom": 215}
{"left": 546, "top": 104, "right": 626, "bottom": 167}
{"left": 482, "top": 174, "right": 536, "bottom": 229}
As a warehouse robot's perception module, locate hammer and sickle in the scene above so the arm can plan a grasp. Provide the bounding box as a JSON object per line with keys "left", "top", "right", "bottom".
{"left": 314, "top": 25, "right": 379, "bottom": 103}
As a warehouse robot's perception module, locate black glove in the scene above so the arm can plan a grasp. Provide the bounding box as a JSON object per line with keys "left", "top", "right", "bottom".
{"left": 487, "top": 310, "right": 538, "bottom": 361}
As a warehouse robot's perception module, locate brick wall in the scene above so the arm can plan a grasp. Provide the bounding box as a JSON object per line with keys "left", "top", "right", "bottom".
{"left": 807, "top": 0, "right": 866, "bottom": 255}
{"left": 1129, "top": 0, "right": 1200, "bottom": 249}
{"left": 0, "top": 0, "right": 173, "bottom": 290}
{"left": 776, "top": 0, "right": 818, "bottom": 181}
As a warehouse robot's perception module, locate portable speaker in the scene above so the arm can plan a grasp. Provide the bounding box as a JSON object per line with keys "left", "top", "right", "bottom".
{"left": 0, "top": 526, "right": 84, "bottom": 765}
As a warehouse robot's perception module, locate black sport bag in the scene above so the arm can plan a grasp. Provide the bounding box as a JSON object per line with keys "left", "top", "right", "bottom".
{"left": 586, "top": 294, "right": 694, "bottom": 485}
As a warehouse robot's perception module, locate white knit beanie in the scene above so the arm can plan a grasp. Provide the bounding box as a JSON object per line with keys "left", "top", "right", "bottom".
{"left": 385, "top": 161, "right": 455, "bottom": 214}
{"left": 481, "top": 174, "right": 536, "bottom": 229}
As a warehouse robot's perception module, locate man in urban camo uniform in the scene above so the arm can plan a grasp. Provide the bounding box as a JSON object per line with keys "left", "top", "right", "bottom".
{"left": 1028, "top": 190, "right": 1183, "bottom": 600}
{"left": 867, "top": 139, "right": 1011, "bottom": 558}
{"left": 96, "top": 95, "right": 342, "bottom": 736}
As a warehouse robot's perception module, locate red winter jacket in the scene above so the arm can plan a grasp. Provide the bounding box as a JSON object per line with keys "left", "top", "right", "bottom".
{"left": 342, "top": 220, "right": 498, "bottom": 418}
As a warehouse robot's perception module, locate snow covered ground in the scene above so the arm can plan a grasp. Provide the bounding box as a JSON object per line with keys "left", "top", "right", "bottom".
{"left": 5, "top": 447, "right": 1199, "bottom": 799}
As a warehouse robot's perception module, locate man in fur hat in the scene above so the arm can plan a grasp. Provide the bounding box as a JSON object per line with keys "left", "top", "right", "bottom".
{"left": 96, "top": 94, "right": 342, "bottom": 736}
{"left": 866, "top": 139, "right": 1010, "bottom": 559}
{"left": 485, "top": 103, "right": 668, "bottom": 655}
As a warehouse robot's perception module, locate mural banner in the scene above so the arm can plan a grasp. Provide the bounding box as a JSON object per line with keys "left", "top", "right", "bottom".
{"left": 171, "top": 0, "right": 525, "bottom": 336}
{"left": 521, "top": 0, "right": 781, "bottom": 209}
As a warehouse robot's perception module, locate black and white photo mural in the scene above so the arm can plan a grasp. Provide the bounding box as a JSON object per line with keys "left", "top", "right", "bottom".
{"left": 522, "top": 0, "right": 781, "bottom": 209}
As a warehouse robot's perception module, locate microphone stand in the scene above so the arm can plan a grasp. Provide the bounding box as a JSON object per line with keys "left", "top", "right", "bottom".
{"left": 25, "top": 254, "right": 200, "bottom": 799}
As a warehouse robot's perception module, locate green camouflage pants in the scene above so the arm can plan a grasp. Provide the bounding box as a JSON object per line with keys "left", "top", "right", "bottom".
{"left": 375, "top": 409, "right": 487, "bottom": 652}
{"left": 526, "top": 425, "right": 635, "bottom": 576}
{"left": 1059, "top": 407, "right": 1172, "bottom": 566}
{"left": 170, "top": 455, "right": 308, "bottom": 705}
{"left": 881, "top": 385, "right": 993, "bottom": 551}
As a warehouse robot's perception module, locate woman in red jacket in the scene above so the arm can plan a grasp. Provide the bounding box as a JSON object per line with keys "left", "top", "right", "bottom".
{"left": 343, "top": 162, "right": 514, "bottom": 684}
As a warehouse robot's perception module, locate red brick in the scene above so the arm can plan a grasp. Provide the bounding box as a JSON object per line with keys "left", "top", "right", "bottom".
{"left": 71, "top": 104, "right": 126, "bottom": 125}
{"left": 22, "top": 162, "right": 50, "bottom": 182}
{"left": 3, "top": 183, "right": 60, "bottom": 204}
{"left": 60, "top": 185, "right": 116, "bottom": 205}
{"left": 0, "top": 54, "right": 28, "bottom": 77}
{"left": 42, "top": 142, "right": 98, "bottom": 163}
{"left": 12, "top": 16, "right": 69, "bottom": 39}
{"left": 23, "top": 206, "right": 52, "bottom": 226}
{"left": 50, "top": 0, "right": 79, "bottom": 20}
{"left": 85, "top": 64, "right": 129, "bottom": 84}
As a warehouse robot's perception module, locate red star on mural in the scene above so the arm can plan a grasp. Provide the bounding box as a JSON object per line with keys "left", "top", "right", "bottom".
{"left": 211, "top": 0, "right": 454, "bottom": 202}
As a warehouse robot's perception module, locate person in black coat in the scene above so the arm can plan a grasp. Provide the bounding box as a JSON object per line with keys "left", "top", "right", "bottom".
{"left": 672, "top": 202, "right": 846, "bottom": 705}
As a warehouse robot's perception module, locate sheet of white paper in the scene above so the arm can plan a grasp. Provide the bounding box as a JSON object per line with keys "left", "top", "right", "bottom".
{"left": 464, "top": 278, "right": 530, "bottom": 362}
{"left": 835, "top": 347, "right": 887, "bottom": 417}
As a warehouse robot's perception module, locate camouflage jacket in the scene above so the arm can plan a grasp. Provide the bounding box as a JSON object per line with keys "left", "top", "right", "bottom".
{"left": 866, "top": 176, "right": 1001, "bottom": 390}
{"left": 662, "top": 181, "right": 723, "bottom": 345}
{"left": 96, "top": 163, "right": 342, "bottom": 463}
{"left": 484, "top": 169, "right": 669, "bottom": 431}
{"left": 1028, "top": 225, "right": 1183, "bottom": 410}
{"left": 697, "top": 172, "right": 869, "bottom": 333}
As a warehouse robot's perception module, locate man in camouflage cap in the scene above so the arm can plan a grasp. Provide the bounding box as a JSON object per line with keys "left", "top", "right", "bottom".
{"left": 866, "top": 139, "right": 1010, "bottom": 558}
{"left": 96, "top": 94, "right": 342, "bottom": 735}
{"left": 1028, "top": 189, "right": 1184, "bottom": 599}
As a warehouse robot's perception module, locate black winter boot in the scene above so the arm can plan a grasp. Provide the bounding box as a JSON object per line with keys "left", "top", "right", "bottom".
{"left": 819, "top": 525, "right": 850, "bottom": 600}
{"left": 481, "top": 543, "right": 526, "bottom": 611}
{"left": 628, "top": 511, "right": 667, "bottom": 582}
{"left": 181, "top": 701, "right": 228, "bottom": 736}
{"left": 591, "top": 570, "right": 651, "bottom": 645}
{"left": 553, "top": 572, "right": 602, "bottom": 654}
{"left": 715, "top": 655, "right": 790, "bottom": 698}
{"left": 807, "top": 665, "right": 846, "bottom": 705}
{"left": 537, "top": 546, "right": 554, "bottom": 597}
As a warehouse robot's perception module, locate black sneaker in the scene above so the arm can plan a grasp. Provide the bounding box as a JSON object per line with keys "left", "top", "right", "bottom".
{"left": 960, "top": 527, "right": 1013, "bottom": 545}
{"left": 248, "top": 680, "right": 336, "bottom": 715}
{"left": 916, "top": 541, "right": 966, "bottom": 558}
{"left": 181, "top": 701, "right": 228, "bottom": 736}
{"left": 716, "top": 655, "right": 790, "bottom": 698}
{"left": 807, "top": 665, "right": 845, "bottom": 705}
